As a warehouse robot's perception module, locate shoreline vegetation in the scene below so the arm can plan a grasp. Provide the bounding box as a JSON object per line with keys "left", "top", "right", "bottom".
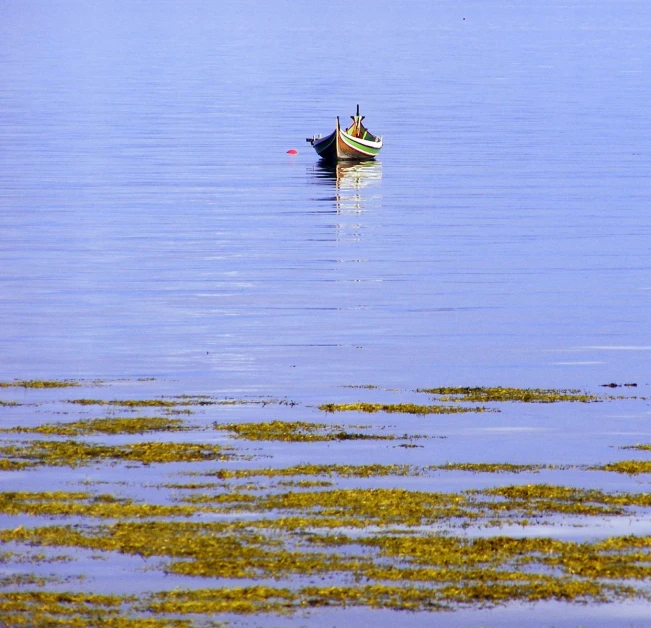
{"left": 1, "top": 379, "right": 650, "bottom": 625}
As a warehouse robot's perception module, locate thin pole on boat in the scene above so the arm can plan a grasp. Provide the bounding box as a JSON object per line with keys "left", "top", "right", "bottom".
{"left": 354, "top": 104, "right": 361, "bottom": 136}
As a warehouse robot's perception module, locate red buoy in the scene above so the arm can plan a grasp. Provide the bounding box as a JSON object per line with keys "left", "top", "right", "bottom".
{"left": 287, "top": 149, "right": 298, "bottom": 155}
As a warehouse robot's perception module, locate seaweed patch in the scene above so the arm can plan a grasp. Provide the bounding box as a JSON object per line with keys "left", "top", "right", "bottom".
{"left": 416, "top": 387, "right": 605, "bottom": 403}
{"left": 2, "top": 378, "right": 651, "bottom": 625}
{"left": 0, "top": 380, "right": 81, "bottom": 389}
{"left": 0, "top": 491, "right": 197, "bottom": 518}
{"left": 591, "top": 460, "right": 651, "bottom": 475}
{"left": 213, "top": 420, "right": 400, "bottom": 442}
{"left": 0, "top": 440, "right": 236, "bottom": 469}
{"left": 1, "top": 416, "right": 189, "bottom": 436}
{"left": 318, "top": 402, "right": 488, "bottom": 415}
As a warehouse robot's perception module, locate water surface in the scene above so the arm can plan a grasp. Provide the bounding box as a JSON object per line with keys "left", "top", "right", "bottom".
{"left": 1, "top": 1, "right": 651, "bottom": 625}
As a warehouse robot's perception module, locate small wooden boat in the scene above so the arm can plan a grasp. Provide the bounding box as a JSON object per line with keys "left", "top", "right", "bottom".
{"left": 306, "top": 105, "right": 383, "bottom": 161}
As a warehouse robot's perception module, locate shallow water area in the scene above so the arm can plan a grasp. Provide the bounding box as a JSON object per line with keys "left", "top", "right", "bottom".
{"left": 1, "top": 382, "right": 651, "bottom": 626}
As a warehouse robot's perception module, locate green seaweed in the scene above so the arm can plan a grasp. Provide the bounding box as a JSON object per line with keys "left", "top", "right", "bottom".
{"left": 69, "top": 399, "right": 182, "bottom": 408}
{"left": 590, "top": 460, "right": 651, "bottom": 475}
{"left": 3, "top": 517, "right": 649, "bottom": 610}
{"left": 622, "top": 443, "right": 651, "bottom": 452}
{"left": 0, "top": 491, "right": 197, "bottom": 518}
{"left": 214, "top": 420, "right": 397, "bottom": 442}
{"left": 1, "top": 416, "right": 188, "bottom": 436}
{"left": 433, "top": 462, "right": 554, "bottom": 474}
{"left": 3, "top": 378, "right": 651, "bottom": 624}
{"left": 174, "top": 484, "right": 651, "bottom": 524}
{"left": 0, "top": 591, "right": 190, "bottom": 628}
{"left": 194, "top": 463, "right": 416, "bottom": 480}
{"left": 67, "top": 397, "right": 276, "bottom": 408}
{"left": 416, "top": 386, "right": 603, "bottom": 403}
{"left": 0, "top": 380, "right": 81, "bottom": 389}
{"left": 318, "top": 402, "right": 487, "bottom": 414}
{"left": 0, "top": 440, "right": 234, "bottom": 469}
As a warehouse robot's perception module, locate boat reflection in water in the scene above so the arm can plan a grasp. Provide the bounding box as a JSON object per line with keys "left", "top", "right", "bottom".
{"left": 311, "top": 160, "right": 383, "bottom": 214}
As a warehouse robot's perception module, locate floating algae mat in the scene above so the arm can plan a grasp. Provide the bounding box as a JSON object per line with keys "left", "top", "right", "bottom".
{"left": 0, "top": 416, "right": 189, "bottom": 436}
{"left": 0, "top": 379, "right": 83, "bottom": 389}
{"left": 1, "top": 379, "right": 650, "bottom": 626}
{"left": 317, "top": 402, "right": 489, "bottom": 415}
{"left": 213, "top": 420, "right": 406, "bottom": 442}
{"left": 0, "top": 440, "right": 236, "bottom": 469}
{"left": 414, "top": 386, "right": 608, "bottom": 404}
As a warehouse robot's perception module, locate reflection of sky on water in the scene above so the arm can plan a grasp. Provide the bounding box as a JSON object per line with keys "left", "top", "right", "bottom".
{"left": 2, "top": 0, "right": 651, "bottom": 389}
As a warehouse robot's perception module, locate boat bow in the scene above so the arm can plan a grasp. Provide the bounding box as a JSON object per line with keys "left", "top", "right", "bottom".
{"left": 307, "top": 105, "right": 382, "bottom": 161}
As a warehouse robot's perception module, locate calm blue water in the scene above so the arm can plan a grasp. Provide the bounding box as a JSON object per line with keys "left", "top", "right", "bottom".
{"left": 2, "top": 1, "right": 651, "bottom": 624}
{"left": 2, "top": 0, "right": 650, "bottom": 392}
